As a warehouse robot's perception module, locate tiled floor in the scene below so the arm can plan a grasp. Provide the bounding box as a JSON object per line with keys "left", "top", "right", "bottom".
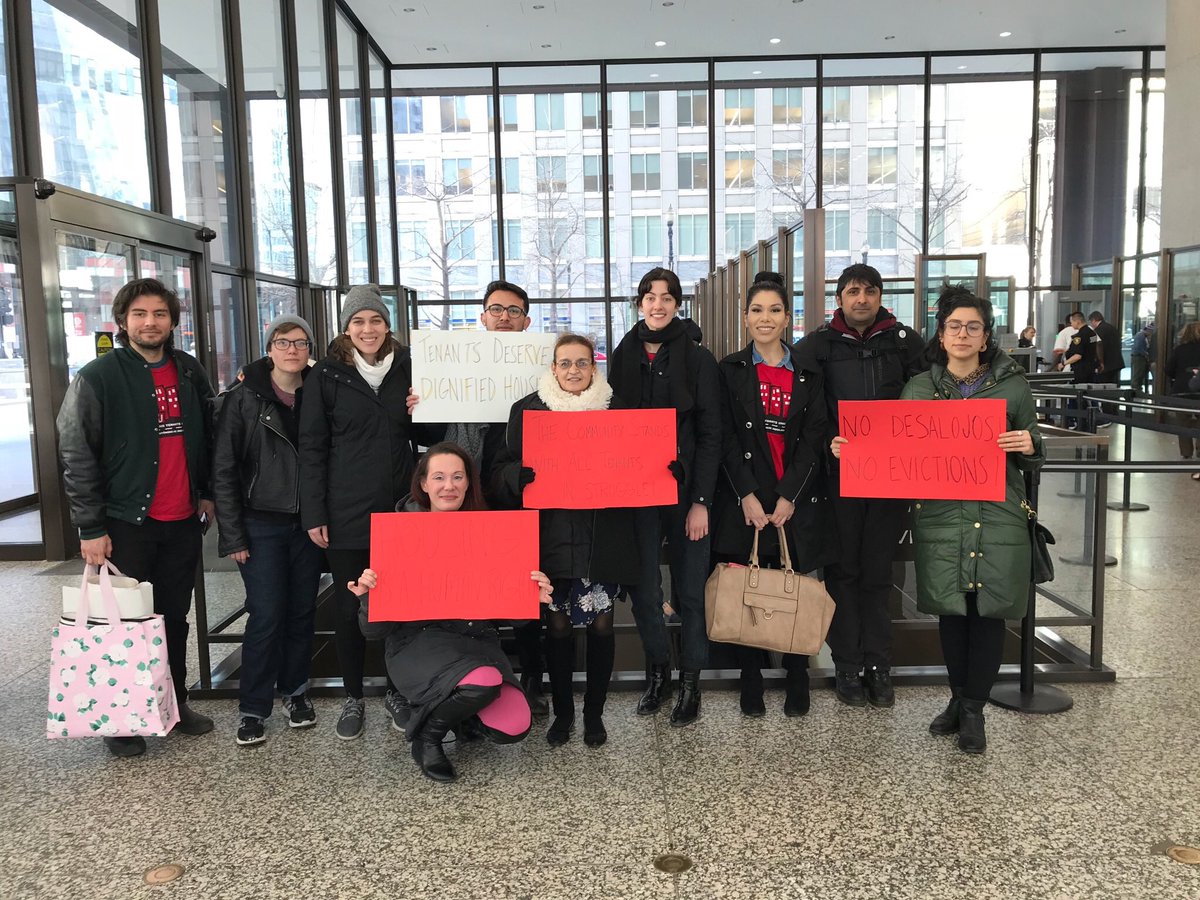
{"left": 2, "top": 425, "right": 1199, "bottom": 899}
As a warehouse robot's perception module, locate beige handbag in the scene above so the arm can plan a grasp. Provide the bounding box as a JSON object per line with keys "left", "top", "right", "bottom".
{"left": 704, "top": 525, "right": 836, "bottom": 655}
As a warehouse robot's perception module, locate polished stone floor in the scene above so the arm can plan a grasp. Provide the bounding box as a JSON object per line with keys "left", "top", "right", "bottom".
{"left": 2, "top": 425, "right": 1199, "bottom": 899}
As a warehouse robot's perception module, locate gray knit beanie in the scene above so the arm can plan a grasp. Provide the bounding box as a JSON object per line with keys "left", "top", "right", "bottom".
{"left": 339, "top": 284, "right": 391, "bottom": 332}
{"left": 265, "top": 314, "right": 315, "bottom": 348}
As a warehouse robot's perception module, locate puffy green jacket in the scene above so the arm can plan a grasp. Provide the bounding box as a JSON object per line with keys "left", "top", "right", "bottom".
{"left": 900, "top": 351, "right": 1045, "bottom": 619}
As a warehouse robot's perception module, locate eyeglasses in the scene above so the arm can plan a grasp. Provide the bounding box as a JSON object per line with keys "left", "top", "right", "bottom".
{"left": 271, "top": 338, "right": 313, "bottom": 350}
{"left": 555, "top": 359, "right": 593, "bottom": 371}
{"left": 943, "top": 321, "right": 986, "bottom": 337}
{"left": 484, "top": 304, "right": 527, "bottom": 318}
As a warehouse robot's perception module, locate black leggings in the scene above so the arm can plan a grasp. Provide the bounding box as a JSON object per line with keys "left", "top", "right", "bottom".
{"left": 938, "top": 592, "right": 1007, "bottom": 702}
{"left": 547, "top": 609, "right": 613, "bottom": 640}
{"left": 326, "top": 547, "right": 396, "bottom": 699}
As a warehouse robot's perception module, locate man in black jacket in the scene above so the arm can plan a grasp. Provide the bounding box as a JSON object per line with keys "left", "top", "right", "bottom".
{"left": 796, "top": 264, "right": 926, "bottom": 708}
{"left": 56, "top": 278, "right": 216, "bottom": 758}
{"left": 1088, "top": 311, "right": 1126, "bottom": 420}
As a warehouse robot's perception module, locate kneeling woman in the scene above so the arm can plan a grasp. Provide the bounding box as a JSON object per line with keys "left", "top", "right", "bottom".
{"left": 494, "top": 333, "right": 640, "bottom": 747}
{"left": 349, "top": 442, "right": 552, "bottom": 782}
{"left": 835, "top": 285, "right": 1043, "bottom": 753}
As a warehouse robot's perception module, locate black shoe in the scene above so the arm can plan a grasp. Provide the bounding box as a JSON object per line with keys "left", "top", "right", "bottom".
{"left": 175, "top": 702, "right": 214, "bottom": 735}
{"left": 784, "top": 672, "right": 810, "bottom": 718}
{"left": 411, "top": 684, "right": 499, "bottom": 783}
{"left": 283, "top": 693, "right": 317, "bottom": 729}
{"left": 411, "top": 736, "right": 457, "bottom": 782}
{"left": 958, "top": 698, "right": 987, "bottom": 754}
{"left": 522, "top": 673, "right": 549, "bottom": 717}
{"left": 834, "top": 670, "right": 867, "bottom": 707}
{"left": 739, "top": 671, "right": 766, "bottom": 718}
{"left": 636, "top": 664, "right": 671, "bottom": 715}
{"left": 929, "top": 688, "right": 962, "bottom": 736}
{"left": 235, "top": 716, "right": 266, "bottom": 746}
{"left": 103, "top": 736, "right": 146, "bottom": 758}
{"left": 546, "top": 715, "right": 574, "bottom": 746}
{"left": 583, "top": 713, "right": 607, "bottom": 747}
{"left": 384, "top": 691, "right": 411, "bottom": 733}
{"left": 669, "top": 671, "right": 701, "bottom": 727}
{"left": 335, "top": 697, "right": 366, "bottom": 741}
{"left": 863, "top": 667, "right": 895, "bottom": 708}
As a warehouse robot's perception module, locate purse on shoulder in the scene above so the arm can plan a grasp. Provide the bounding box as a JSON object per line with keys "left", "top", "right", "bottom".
{"left": 1021, "top": 500, "right": 1056, "bottom": 585}
{"left": 704, "top": 524, "right": 836, "bottom": 655}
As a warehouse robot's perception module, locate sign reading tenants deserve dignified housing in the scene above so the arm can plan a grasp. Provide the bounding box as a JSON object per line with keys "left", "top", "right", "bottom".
{"left": 837, "top": 399, "right": 1008, "bottom": 502}
{"left": 367, "top": 510, "right": 540, "bottom": 621}
{"left": 521, "top": 408, "right": 678, "bottom": 509}
{"left": 410, "top": 330, "right": 558, "bottom": 423}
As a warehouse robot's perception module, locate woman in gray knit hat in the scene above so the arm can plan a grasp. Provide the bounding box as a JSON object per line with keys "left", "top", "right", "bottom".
{"left": 298, "top": 285, "right": 445, "bottom": 740}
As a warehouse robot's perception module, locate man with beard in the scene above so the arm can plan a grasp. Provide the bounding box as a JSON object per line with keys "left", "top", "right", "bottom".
{"left": 57, "top": 278, "right": 217, "bottom": 758}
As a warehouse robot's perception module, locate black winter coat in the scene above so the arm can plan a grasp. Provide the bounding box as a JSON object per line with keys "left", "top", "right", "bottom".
{"left": 607, "top": 323, "right": 722, "bottom": 509}
{"left": 1165, "top": 341, "right": 1200, "bottom": 395}
{"left": 712, "top": 345, "right": 839, "bottom": 572}
{"left": 796, "top": 311, "right": 926, "bottom": 444}
{"left": 298, "top": 341, "right": 444, "bottom": 549}
{"left": 211, "top": 357, "right": 308, "bottom": 557}
{"left": 493, "top": 391, "right": 641, "bottom": 585}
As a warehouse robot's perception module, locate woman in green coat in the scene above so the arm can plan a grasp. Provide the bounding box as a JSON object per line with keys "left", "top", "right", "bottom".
{"left": 833, "top": 285, "right": 1044, "bottom": 754}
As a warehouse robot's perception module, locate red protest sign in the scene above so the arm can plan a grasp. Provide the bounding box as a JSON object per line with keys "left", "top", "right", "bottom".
{"left": 520, "top": 408, "right": 678, "bottom": 509}
{"left": 838, "top": 399, "right": 1008, "bottom": 501}
{"left": 367, "top": 510, "right": 540, "bottom": 622}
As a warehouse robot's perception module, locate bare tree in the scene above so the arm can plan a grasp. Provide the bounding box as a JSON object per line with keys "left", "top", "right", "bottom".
{"left": 526, "top": 176, "right": 585, "bottom": 327}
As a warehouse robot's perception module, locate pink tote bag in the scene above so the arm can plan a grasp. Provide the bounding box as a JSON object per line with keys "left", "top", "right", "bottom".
{"left": 47, "top": 562, "right": 179, "bottom": 740}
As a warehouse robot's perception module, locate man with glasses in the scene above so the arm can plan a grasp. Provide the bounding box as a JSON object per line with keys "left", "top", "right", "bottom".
{"left": 56, "top": 278, "right": 217, "bottom": 758}
{"left": 409, "top": 280, "right": 549, "bottom": 713}
{"left": 797, "top": 264, "right": 925, "bottom": 709}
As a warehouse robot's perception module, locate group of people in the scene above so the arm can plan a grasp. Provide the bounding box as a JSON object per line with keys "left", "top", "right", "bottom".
{"left": 54, "top": 261, "right": 1045, "bottom": 780}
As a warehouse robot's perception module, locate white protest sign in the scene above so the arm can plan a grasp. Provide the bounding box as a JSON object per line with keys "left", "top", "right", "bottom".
{"left": 410, "top": 330, "right": 558, "bottom": 423}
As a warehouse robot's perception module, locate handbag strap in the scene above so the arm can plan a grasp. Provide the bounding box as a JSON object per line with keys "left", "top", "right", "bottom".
{"left": 775, "top": 523, "right": 794, "bottom": 573}
{"left": 748, "top": 528, "right": 761, "bottom": 568}
{"left": 73, "top": 562, "right": 125, "bottom": 630}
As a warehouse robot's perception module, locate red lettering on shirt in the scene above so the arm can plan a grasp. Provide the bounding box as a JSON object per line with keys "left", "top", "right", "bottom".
{"left": 756, "top": 363, "right": 793, "bottom": 480}
{"left": 148, "top": 360, "right": 193, "bottom": 520}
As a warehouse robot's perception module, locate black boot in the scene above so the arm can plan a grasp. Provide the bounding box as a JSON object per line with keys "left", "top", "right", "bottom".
{"left": 783, "top": 654, "right": 810, "bottom": 718}
{"left": 739, "top": 668, "right": 766, "bottom": 717}
{"left": 411, "top": 684, "right": 499, "bottom": 783}
{"left": 637, "top": 663, "right": 671, "bottom": 715}
{"left": 834, "top": 669, "right": 867, "bottom": 707}
{"left": 521, "top": 672, "right": 549, "bottom": 717}
{"left": 545, "top": 632, "right": 575, "bottom": 747}
{"left": 669, "top": 670, "right": 702, "bottom": 727}
{"left": 863, "top": 666, "right": 895, "bottom": 708}
{"left": 957, "top": 698, "right": 987, "bottom": 754}
{"left": 583, "top": 631, "right": 614, "bottom": 747}
{"left": 928, "top": 687, "right": 962, "bottom": 736}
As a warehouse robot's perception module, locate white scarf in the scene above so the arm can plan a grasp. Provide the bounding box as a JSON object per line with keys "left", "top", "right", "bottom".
{"left": 352, "top": 348, "right": 394, "bottom": 394}
{"left": 536, "top": 367, "right": 614, "bottom": 411}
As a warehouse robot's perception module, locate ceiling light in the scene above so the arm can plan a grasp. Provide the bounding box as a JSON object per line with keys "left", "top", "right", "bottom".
{"left": 654, "top": 40, "right": 667, "bottom": 47}
{"left": 883, "top": 35, "right": 895, "bottom": 40}
{"left": 662, "top": 1, "right": 674, "bottom": 6}
{"left": 541, "top": 43, "right": 551, "bottom": 48}
{"left": 769, "top": 37, "right": 782, "bottom": 44}
{"left": 650, "top": 73, "right": 659, "bottom": 78}
{"left": 752, "top": 70, "right": 762, "bottom": 75}
{"left": 402, "top": 6, "right": 415, "bottom": 11}
{"left": 532, "top": 4, "right": 544, "bottom": 8}
{"left": 957, "top": 65, "right": 967, "bottom": 70}
{"left": 426, "top": 46, "right": 437, "bottom": 51}
{"left": 1114, "top": 28, "right": 1126, "bottom": 34}
{"left": 999, "top": 31, "right": 1012, "bottom": 37}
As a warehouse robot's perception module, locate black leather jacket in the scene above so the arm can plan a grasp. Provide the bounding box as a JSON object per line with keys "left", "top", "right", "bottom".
{"left": 212, "top": 357, "right": 308, "bottom": 556}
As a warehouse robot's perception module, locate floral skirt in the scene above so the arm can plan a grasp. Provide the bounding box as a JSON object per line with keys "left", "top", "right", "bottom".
{"left": 548, "top": 577, "right": 621, "bottom": 627}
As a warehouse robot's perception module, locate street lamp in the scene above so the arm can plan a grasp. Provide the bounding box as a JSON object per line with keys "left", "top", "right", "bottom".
{"left": 667, "top": 204, "right": 676, "bottom": 271}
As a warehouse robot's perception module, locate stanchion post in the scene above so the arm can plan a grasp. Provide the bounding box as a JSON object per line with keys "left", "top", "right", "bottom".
{"left": 194, "top": 556, "right": 212, "bottom": 691}
{"left": 1107, "top": 391, "right": 1150, "bottom": 512}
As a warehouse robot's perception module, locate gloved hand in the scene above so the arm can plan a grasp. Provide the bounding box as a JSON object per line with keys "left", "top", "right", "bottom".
{"left": 519, "top": 466, "right": 537, "bottom": 487}
{"left": 668, "top": 460, "right": 685, "bottom": 483}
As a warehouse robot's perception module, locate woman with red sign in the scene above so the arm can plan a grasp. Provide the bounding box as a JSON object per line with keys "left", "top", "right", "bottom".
{"left": 349, "top": 442, "right": 552, "bottom": 784}
{"left": 835, "top": 285, "right": 1043, "bottom": 754}
{"left": 494, "top": 333, "right": 641, "bottom": 748}
{"left": 712, "top": 272, "right": 839, "bottom": 718}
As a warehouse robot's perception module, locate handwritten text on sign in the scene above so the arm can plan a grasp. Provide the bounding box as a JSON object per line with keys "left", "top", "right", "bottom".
{"left": 368, "top": 510, "right": 540, "bottom": 622}
{"left": 411, "top": 330, "right": 558, "bottom": 423}
{"left": 838, "top": 399, "right": 1008, "bottom": 501}
{"left": 521, "top": 408, "right": 678, "bottom": 509}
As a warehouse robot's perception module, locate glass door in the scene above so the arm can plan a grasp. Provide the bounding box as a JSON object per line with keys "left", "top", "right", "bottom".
{"left": 56, "top": 231, "right": 136, "bottom": 378}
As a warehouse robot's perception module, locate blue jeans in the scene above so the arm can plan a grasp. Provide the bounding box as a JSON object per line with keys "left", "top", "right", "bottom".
{"left": 237, "top": 516, "right": 323, "bottom": 719}
{"left": 627, "top": 503, "right": 711, "bottom": 672}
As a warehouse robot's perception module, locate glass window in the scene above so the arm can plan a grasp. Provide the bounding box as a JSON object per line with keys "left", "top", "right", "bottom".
{"left": 678, "top": 214, "right": 708, "bottom": 257}
{"left": 583, "top": 155, "right": 601, "bottom": 192}
{"left": 677, "top": 90, "right": 708, "bottom": 127}
{"left": 500, "top": 94, "right": 518, "bottom": 131}
{"left": 725, "top": 150, "right": 755, "bottom": 189}
{"left": 336, "top": 12, "right": 368, "bottom": 285}
{"left": 296, "top": 0, "right": 337, "bottom": 286}
{"left": 868, "top": 85, "right": 898, "bottom": 123}
{"left": 442, "top": 158, "right": 473, "bottom": 195}
{"left": 256, "top": 282, "right": 298, "bottom": 351}
{"left": 631, "top": 215, "right": 662, "bottom": 258}
{"left": 535, "top": 156, "right": 566, "bottom": 192}
{"left": 826, "top": 209, "right": 850, "bottom": 252}
{"left": 0, "top": 12, "right": 11, "bottom": 175}
{"left": 160, "top": 0, "right": 236, "bottom": 265}
{"left": 492, "top": 220, "right": 522, "bottom": 260}
{"left": 772, "top": 87, "right": 804, "bottom": 125}
{"left": 440, "top": 95, "right": 470, "bottom": 132}
{"left": 396, "top": 161, "right": 425, "bottom": 194}
{"left": 822, "top": 86, "right": 851, "bottom": 124}
{"left": 240, "top": 0, "right": 293, "bottom": 278}
{"left": 724, "top": 212, "right": 755, "bottom": 252}
{"left": 677, "top": 152, "right": 708, "bottom": 190}
{"left": 394, "top": 96, "right": 423, "bottom": 133}
{"left": 630, "top": 153, "right": 660, "bottom": 191}
{"left": 724, "top": 88, "right": 755, "bottom": 126}
{"left": 585, "top": 218, "right": 603, "bottom": 258}
{"left": 369, "top": 52, "right": 394, "bottom": 283}
{"left": 535, "top": 93, "right": 565, "bottom": 130}
{"left": 211, "top": 273, "right": 246, "bottom": 391}
{"left": 867, "top": 209, "right": 897, "bottom": 250}
{"left": 503, "top": 157, "right": 520, "bottom": 193}
{"left": 33, "top": 0, "right": 151, "bottom": 207}
{"left": 867, "top": 147, "right": 898, "bottom": 186}
{"left": 446, "top": 221, "right": 477, "bottom": 261}
{"left": 629, "top": 91, "right": 659, "bottom": 128}
{"left": 822, "top": 147, "right": 849, "bottom": 186}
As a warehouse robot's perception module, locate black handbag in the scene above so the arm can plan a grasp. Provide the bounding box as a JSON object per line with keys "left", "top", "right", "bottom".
{"left": 1021, "top": 500, "right": 1055, "bottom": 584}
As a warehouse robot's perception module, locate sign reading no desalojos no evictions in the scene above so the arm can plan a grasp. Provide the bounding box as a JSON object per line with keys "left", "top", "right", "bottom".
{"left": 410, "top": 330, "right": 559, "bottom": 423}
{"left": 837, "top": 399, "right": 1008, "bottom": 501}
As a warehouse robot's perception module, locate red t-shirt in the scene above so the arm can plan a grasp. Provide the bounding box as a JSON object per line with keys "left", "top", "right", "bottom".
{"left": 147, "top": 359, "right": 193, "bottom": 521}
{"left": 756, "top": 363, "right": 793, "bottom": 480}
